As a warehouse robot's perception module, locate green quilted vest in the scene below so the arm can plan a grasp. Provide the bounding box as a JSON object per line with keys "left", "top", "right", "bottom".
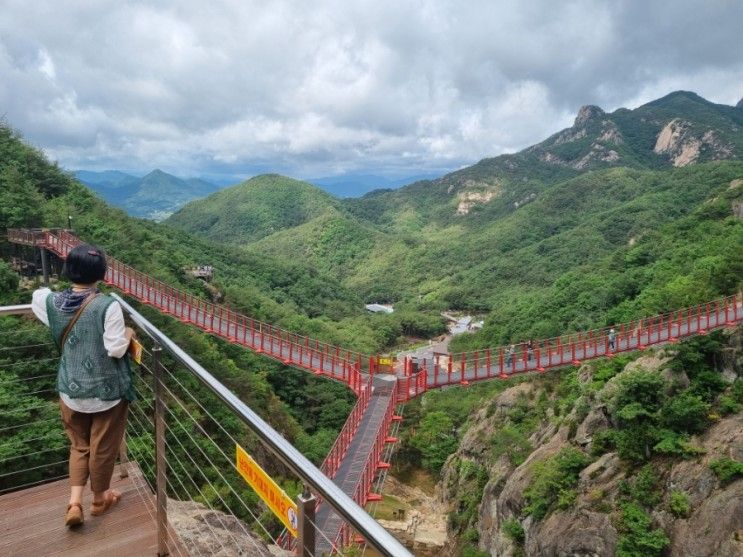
{"left": 46, "top": 293, "right": 135, "bottom": 401}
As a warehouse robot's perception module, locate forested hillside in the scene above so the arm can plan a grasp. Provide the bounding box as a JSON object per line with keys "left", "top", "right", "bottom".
{"left": 0, "top": 121, "right": 403, "bottom": 470}
{"left": 166, "top": 174, "right": 343, "bottom": 244}
{"left": 167, "top": 92, "right": 743, "bottom": 353}
{"left": 2, "top": 88, "right": 742, "bottom": 556}
{"left": 156, "top": 93, "right": 743, "bottom": 555}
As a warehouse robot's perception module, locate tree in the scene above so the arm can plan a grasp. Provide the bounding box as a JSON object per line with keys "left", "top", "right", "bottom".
{"left": 0, "top": 164, "right": 45, "bottom": 229}
{"left": 408, "top": 411, "right": 458, "bottom": 473}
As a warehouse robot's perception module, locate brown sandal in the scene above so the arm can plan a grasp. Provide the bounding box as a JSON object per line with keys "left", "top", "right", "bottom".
{"left": 90, "top": 490, "right": 121, "bottom": 516}
{"left": 65, "top": 502, "right": 84, "bottom": 527}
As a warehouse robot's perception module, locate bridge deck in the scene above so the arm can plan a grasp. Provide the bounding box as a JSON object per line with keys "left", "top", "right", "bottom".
{"left": 315, "top": 377, "right": 396, "bottom": 554}
{"left": 0, "top": 464, "right": 185, "bottom": 557}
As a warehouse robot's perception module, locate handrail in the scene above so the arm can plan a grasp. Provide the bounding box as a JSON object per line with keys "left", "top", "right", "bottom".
{"left": 112, "top": 294, "right": 412, "bottom": 557}
{"left": 0, "top": 304, "right": 33, "bottom": 316}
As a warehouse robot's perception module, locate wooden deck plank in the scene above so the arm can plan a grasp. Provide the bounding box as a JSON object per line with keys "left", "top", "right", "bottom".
{"left": 0, "top": 463, "right": 186, "bottom": 557}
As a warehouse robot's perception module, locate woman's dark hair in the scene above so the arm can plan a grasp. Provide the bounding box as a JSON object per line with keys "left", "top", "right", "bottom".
{"left": 62, "top": 244, "right": 108, "bottom": 284}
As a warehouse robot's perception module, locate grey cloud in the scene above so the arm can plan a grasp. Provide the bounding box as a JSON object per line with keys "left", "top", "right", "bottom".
{"left": 0, "top": 0, "right": 740, "bottom": 181}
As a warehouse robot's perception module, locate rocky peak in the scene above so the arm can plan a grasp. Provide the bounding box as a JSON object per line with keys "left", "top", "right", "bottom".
{"left": 574, "top": 105, "right": 605, "bottom": 127}
{"left": 737, "top": 97, "right": 743, "bottom": 109}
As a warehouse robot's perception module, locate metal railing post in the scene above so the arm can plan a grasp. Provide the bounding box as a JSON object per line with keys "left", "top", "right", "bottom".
{"left": 118, "top": 437, "right": 130, "bottom": 479}
{"left": 296, "top": 487, "right": 317, "bottom": 557}
{"left": 40, "top": 247, "right": 50, "bottom": 286}
{"left": 152, "top": 344, "right": 169, "bottom": 557}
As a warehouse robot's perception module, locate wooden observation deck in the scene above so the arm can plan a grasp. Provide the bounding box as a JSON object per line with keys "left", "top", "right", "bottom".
{"left": 0, "top": 464, "right": 186, "bottom": 557}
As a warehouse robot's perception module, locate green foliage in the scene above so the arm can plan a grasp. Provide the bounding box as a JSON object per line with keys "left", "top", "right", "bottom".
{"left": 461, "top": 547, "right": 490, "bottom": 557}
{"left": 501, "top": 518, "right": 525, "bottom": 543}
{"left": 167, "top": 174, "right": 342, "bottom": 244}
{"left": 709, "top": 457, "right": 743, "bottom": 484}
{"left": 490, "top": 425, "right": 532, "bottom": 466}
{"left": 619, "top": 465, "right": 661, "bottom": 507}
{"left": 661, "top": 392, "right": 709, "bottom": 433}
{"left": 609, "top": 371, "right": 667, "bottom": 462}
{"left": 689, "top": 369, "right": 727, "bottom": 402}
{"left": 0, "top": 317, "right": 68, "bottom": 492}
{"left": 732, "top": 379, "right": 743, "bottom": 403}
{"left": 447, "top": 458, "right": 489, "bottom": 538}
{"left": 523, "top": 447, "right": 592, "bottom": 520}
{"left": 408, "top": 411, "right": 458, "bottom": 473}
{"left": 0, "top": 261, "right": 19, "bottom": 304}
{"left": 616, "top": 502, "right": 670, "bottom": 557}
{"left": 668, "top": 490, "right": 691, "bottom": 518}
{"left": 718, "top": 395, "right": 741, "bottom": 415}
{"left": 0, "top": 164, "right": 46, "bottom": 230}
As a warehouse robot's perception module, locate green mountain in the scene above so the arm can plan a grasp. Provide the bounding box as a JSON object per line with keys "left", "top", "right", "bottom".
{"left": 344, "top": 91, "right": 742, "bottom": 231}
{"left": 76, "top": 169, "right": 220, "bottom": 221}
{"left": 2, "top": 96, "right": 742, "bottom": 557}
{"left": 165, "top": 92, "right": 743, "bottom": 351}
{"left": 166, "top": 174, "right": 342, "bottom": 244}
{"left": 1, "top": 120, "right": 425, "bottom": 478}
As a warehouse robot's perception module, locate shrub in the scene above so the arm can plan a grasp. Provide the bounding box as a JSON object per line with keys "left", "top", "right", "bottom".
{"left": 653, "top": 430, "right": 705, "bottom": 458}
{"left": 616, "top": 502, "right": 670, "bottom": 557}
{"left": 718, "top": 395, "right": 741, "bottom": 416}
{"left": 619, "top": 465, "right": 661, "bottom": 507}
{"left": 491, "top": 425, "right": 532, "bottom": 466}
{"left": 523, "top": 447, "right": 592, "bottom": 520}
{"left": 689, "top": 370, "right": 727, "bottom": 402}
{"left": 501, "top": 518, "right": 525, "bottom": 543}
{"left": 668, "top": 490, "right": 691, "bottom": 518}
{"left": 590, "top": 429, "right": 616, "bottom": 456}
{"left": 462, "top": 547, "right": 490, "bottom": 557}
{"left": 731, "top": 379, "right": 743, "bottom": 403}
{"left": 709, "top": 457, "right": 743, "bottom": 484}
{"left": 661, "top": 392, "right": 709, "bottom": 433}
{"left": 408, "top": 411, "right": 458, "bottom": 473}
{"left": 612, "top": 371, "right": 667, "bottom": 416}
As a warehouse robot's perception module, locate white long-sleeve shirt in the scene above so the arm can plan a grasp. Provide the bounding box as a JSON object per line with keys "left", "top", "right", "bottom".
{"left": 32, "top": 288, "right": 129, "bottom": 412}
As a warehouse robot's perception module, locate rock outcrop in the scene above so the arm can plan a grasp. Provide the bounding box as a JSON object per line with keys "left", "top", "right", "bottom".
{"left": 654, "top": 119, "right": 734, "bottom": 167}
{"left": 575, "top": 105, "right": 605, "bottom": 127}
{"left": 436, "top": 331, "right": 743, "bottom": 556}
{"left": 168, "top": 499, "right": 286, "bottom": 557}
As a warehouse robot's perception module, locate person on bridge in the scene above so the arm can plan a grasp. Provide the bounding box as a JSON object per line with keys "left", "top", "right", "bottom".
{"left": 31, "top": 244, "right": 136, "bottom": 528}
{"left": 608, "top": 328, "right": 616, "bottom": 352}
{"left": 506, "top": 344, "right": 516, "bottom": 369}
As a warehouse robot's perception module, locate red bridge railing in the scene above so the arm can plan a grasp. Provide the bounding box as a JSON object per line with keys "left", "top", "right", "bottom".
{"left": 9, "top": 228, "right": 743, "bottom": 402}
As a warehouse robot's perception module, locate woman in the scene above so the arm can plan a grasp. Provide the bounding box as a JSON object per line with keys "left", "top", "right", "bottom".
{"left": 32, "top": 243, "right": 136, "bottom": 527}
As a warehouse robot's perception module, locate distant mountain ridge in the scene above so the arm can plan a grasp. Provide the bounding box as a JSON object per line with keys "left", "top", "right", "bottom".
{"left": 75, "top": 169, "right": 220, "bottom": 221}
{"left": 343, "top": 90, "right": 743, "bottom": 228}
{"left": 165, "top": 91, "right": 743, "bottom": 318}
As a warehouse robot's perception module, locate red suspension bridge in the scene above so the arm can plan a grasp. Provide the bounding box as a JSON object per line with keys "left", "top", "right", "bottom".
{"left": 8, "top": 228, "right": 743, "bottom": 553}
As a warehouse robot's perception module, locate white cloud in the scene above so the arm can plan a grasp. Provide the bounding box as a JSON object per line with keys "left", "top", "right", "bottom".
{"left": 0, "top": 0, "right": 740, "bottom": 181}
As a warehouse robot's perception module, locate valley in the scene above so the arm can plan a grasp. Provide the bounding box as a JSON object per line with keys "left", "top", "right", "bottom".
{"left": 1, "top": 90, "right": 742, "bottom": 556}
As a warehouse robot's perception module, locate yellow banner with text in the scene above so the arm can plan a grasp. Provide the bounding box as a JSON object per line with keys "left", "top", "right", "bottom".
{"left": 235, "top": 444, "right": 298, "bottom": 537}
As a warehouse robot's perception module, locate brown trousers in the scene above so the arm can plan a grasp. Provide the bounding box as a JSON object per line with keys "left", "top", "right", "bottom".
{"left": 59, "top": 399, "right": 129, "bottom": 492}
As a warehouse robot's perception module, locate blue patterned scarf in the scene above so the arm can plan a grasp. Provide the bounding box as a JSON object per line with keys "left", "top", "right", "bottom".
{"left": 53, "top": 287, "right": 100, "bottom": 313}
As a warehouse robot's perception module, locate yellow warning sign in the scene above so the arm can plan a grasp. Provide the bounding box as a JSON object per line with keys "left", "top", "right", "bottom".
{"left": 378, "top": 356, "right": 394, "bottom": 366}
{"left": 235, "top": 444, "right": 298, "bottom": 537}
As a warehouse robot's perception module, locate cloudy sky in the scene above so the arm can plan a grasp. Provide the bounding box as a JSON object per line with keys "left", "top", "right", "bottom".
{"left": 1, "top": 0, "right": 741, "bottom": 183}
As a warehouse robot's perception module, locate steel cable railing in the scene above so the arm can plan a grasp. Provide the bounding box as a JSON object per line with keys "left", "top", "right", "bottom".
{"left": 0, "top": 312, "right": 67, "bottom": 496}
{"left": 111, "top": 294, "right": 411, "bottom": 557}
{"left": 1, "top": 301, "right": 411, "bottom": 556}
{"left": 130, "top": 339, "right": 360, "bottom": 556}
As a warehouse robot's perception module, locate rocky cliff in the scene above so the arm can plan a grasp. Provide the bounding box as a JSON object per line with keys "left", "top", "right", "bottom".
{"left": 168, "top": 499, "right": 291, "bottom": 557}
{"left": 437, "top": 328, "right": 743, "bottom": 556}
